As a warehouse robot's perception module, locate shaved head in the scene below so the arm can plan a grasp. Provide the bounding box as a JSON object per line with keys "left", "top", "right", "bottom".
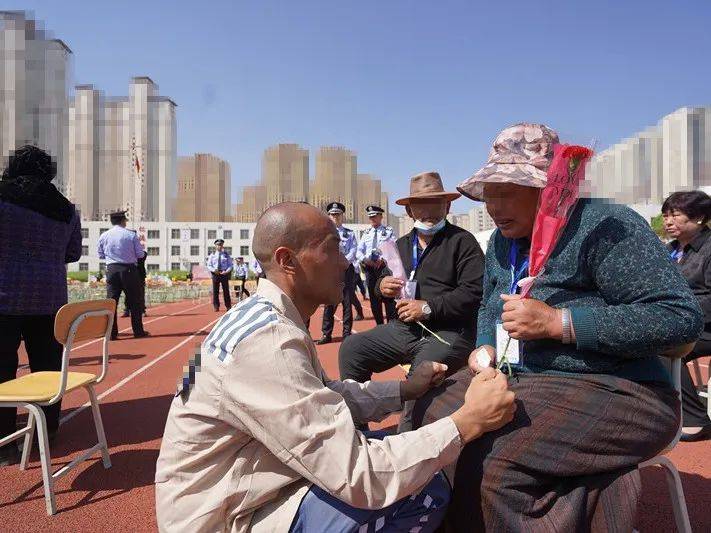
{"left": 253, "top": 202, "right": 334, "bottom": 274}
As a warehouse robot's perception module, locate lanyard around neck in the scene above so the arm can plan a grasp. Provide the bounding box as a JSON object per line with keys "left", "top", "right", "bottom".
{"left": 509, "top": 241, "right": 529, "bottom": 294}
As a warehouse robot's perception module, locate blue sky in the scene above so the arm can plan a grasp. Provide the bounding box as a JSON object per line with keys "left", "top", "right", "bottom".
{"left": 13, "top": 0, "right": 711, "bottom": 214}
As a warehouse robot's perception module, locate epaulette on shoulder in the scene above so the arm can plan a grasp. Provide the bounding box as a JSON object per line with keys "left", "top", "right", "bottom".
{"left": 203, "top": 296, "right": 277, "bottom": 362}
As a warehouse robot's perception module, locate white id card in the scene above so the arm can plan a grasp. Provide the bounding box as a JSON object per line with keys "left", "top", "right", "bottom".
{"left": 495, "top": 322, "right": 520, "bottom": 365}
{"left": 403, "top": 280, "right": 417, "bottom": 300}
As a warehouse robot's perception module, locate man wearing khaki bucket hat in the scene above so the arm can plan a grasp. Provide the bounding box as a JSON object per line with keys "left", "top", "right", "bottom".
{"left": 339, "top": 171, "right": 486, "bottom": 430}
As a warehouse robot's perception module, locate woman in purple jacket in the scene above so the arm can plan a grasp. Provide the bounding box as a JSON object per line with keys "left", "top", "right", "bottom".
{"left": 0, "top": 145, "right": 82, "bottom": 465}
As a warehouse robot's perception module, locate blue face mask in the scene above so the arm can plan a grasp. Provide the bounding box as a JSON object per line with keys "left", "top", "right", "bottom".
{"left": 413, "top": 218, "right": 446, "bottom": 235}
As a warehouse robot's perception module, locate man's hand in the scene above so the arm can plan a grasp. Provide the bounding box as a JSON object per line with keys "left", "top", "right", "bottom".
{"left": 396, "top": 299, "right": 428, "bottom": 323}
{"left": 380, "top": 276, "right": 404, "bottom": 299}
{"left": 500, "top": 294, "right": 562, "bottom": 341}
{"left": 450, "top": 368, "right": 516, "bottom": 444}
{"left": 468, "top": 345, "right": 496, "bottom": 374}
{"left": 400, "top": 361, "right": 448, "bottom": 401}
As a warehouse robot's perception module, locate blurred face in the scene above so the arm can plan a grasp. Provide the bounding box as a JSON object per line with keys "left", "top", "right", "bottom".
{"left": 482, "top": 182, "right": 540, "bottom": 239}
{"left": 663, "top": 210, "right": 703, "bottom": 240}
{"left": 216, "top": 243, "right": 224, "bottom": 252}
{"left": 296, "top": 220, "right": 349, "bottom": 305}
{"left": 408, "top": 198, "right": 449, "bottom": 224}
{"left": 329, "top": 212, "right": 344, "bottom": 226}
{"left": 369, "top": 213, "right": 383, "bottom": 226}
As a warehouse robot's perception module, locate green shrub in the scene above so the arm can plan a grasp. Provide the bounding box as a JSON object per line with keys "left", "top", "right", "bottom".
{"left": 67, "top": 271, "right": 88, "bottom": 282}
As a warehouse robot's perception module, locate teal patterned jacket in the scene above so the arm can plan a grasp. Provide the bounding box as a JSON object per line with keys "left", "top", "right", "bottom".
{"left": 476, "top": 198, "right": 703, "bottom": 384}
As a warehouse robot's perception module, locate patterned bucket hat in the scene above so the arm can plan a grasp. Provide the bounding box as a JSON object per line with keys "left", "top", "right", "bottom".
{"left": 457, "top": 123, "right": 559, "bottom": 201}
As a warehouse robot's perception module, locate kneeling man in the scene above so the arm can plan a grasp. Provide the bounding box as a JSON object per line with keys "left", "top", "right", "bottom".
{"left": 155, "top": 202, "right": 515, "bottom": 533}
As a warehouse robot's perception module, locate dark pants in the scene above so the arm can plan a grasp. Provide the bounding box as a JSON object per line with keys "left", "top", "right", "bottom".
{"left": 364, "top": 266, "right": 396, "bottom": 325}
{"left": 235, "top": 276, "right": 250, "bottom": 299}
{"left": 355, "top": 273, "right": 367, "bottom": 298}
{"left": 123, "top": 277, "right": 146, "bottom": 315}
{"left": 322, "top": 265, "right": 356, "bottom": 338}
{"left": 107, "top": 263, "right": 145, "bottom": 337}
{"left": 0, "top": 315, "right": 63, "bottom": 444}
{"left": 211, "top": 273, "right": 232, "bottom": 310}
{"left": 661, "top": 340, "right": 710, "bottom": 427}
{"left": 339, "top": 320, "right": 474, "bottom": 430}
{"left": 412, "top": 370, "right": 679, "bottom": 532}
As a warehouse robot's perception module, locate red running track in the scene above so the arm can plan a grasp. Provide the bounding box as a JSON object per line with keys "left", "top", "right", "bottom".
{"left": 0, "top": 297, "right": 709, "bottom": 531}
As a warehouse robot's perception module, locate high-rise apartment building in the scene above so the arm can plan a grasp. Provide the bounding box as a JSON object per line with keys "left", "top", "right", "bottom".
{"left": 174, "top": 153, "right": 231, "bottom": 222}
{"left": 262, "top": 143, "right": 309, "bottom": 205}
{"left": 0, "top": 11, "right": 70, "bottom": 192}
{"left": 66, "top": 77, "right": 177, "bottom": 221}
{"left": 586, "top": 106, "right": 711, "bottom": 204}
{"left": 233, "top": 184, "right": 267, "bottom": 222}
{"left": 468, "top": 203, "right": 496, "bottom": 233}
{"left": 311, "top": 146, "right": 358, "bottom": 220}
{"left": 355, "top": 173, "right": 384, "bottom": 223}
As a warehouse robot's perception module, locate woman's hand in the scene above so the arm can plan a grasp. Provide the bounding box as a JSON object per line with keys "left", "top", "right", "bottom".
{"left": 500, "top": 294, "right": 562, "bottom": 341}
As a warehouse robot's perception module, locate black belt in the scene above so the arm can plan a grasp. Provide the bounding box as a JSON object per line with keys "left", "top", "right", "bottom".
{"left": 108, "top": 262, "right": 136, "bottom": 267}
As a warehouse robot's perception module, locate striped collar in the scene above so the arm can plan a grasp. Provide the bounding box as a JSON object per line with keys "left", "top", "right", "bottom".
{"left": 255, "top": 278, "right": 308, "bottom": 333}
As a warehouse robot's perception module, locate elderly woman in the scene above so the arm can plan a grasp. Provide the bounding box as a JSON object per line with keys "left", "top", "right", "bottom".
{"left": 412, "top": 123, "right": 703, "bottom": 531}
{"left": 663, "top": 190, "right": 711, "bottom": 441}
{"left": 0, "top": 146, "right": 82, "bottom": 465}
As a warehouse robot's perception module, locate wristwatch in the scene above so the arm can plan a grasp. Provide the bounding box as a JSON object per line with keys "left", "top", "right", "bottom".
{"left": 421, "top": 302, "right": 432, "bottom": 319}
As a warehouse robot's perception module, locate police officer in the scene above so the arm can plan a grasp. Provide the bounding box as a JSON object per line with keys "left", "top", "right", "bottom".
{"left": 234, "top": 256, "right": 250, "bottom": 300}
{"left": 357, "top": 205, "right": 397, "bottom": 325}
{"left": 318, "top": 202, "right": 359, "bottom": 344}
{"left": 97, "top": 210, "right": 149, "bottom": 339}
{"left": 122, "top": 231, "right": 147, "bottom": 318}
{"left": 206, "top": 239, "right": 233, "bottom": 311}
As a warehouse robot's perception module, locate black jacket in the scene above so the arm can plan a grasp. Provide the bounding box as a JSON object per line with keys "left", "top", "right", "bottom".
{"left": 375, "top": 222, "right": 485, "bottom": 331}
{"left": 669, "top": 226, "right": 711, "bottom": 343}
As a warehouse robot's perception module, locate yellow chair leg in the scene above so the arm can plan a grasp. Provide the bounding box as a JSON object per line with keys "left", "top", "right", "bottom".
{"left": 26, "top": 404, "right": 56, "bottom": 515}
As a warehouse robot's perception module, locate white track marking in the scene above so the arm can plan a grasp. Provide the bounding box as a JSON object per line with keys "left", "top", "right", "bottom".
{"left": 59, "top": 315, "right": 220, "bottom": 425}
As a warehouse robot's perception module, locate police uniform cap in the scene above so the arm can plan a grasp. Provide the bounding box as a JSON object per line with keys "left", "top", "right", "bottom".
{"left": 327, "top": 201, "right": 345, "bottom": 214}
{"left": 214, "top": 239, "right": 225, "bottom": 245}
{"left": 365, "top": 205, "right": 384, "bottom": 217}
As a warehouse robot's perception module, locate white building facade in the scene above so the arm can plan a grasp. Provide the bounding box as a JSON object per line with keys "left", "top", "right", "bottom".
{"left": 72, "top": 221, "right": 373, "bottom": 273}
{"left": 586, "top": 106, "right": 711, "bottom": 204}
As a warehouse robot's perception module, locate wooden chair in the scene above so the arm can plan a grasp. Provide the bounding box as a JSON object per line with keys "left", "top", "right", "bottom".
{"left": 0, "top": 299, "right": 115, "bottom": 515}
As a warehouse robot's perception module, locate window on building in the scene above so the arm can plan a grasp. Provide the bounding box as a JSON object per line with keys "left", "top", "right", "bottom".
{"left": 99, "top": 228, "right": 109, "bottom": 235}
{"left": 79, "top": 263, "right": 88, "bottom": 271}
{"left": 207, "top": 246, "right": 216, "bottom": 255}
{"left": 190, "top": 229, "right": 200, "bottom": 239}
{"left": 147, "top": 230, "right": 160, "bottom": 239}
{"left": 81, "top": 245, "right": 88, "bottom": 256}
{"left": 147, "top": 264, "right": 160, "bottom": 272}
{"left": 147, "top": 247, "right": 160, "bottom": 256}
{"left": 223, "top": 230, "right": 232, "bottom": 240}
{"left": 171, "top": 229, "right": 181, "bottom": 239}
{"left": 240, "top": 245, "right": 250, "bottom": 256}
{"left": 207, "top": 230, "right": 217, "bottom": 240}
{"left": 99, "top": 262, "right": 106, "bottom": 272}
{"left": 171, "top": 262, "right": 181, "bottom": 271}
{"left": 171, "top": 245, "right": 180, "bottom": 256}
{"left": 224, "top": 247, "right": 232, "bottom": 255}
{"left": 190, "top": 245, "right": 200, "bottom": 256}
{"left": 240, "top": 229, "right": 249, "bottom": 240}
{"left": 81, "top": 227, "right": 89, "bottom": 239}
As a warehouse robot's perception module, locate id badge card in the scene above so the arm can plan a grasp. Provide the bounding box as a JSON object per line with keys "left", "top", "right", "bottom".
{"left": 495, "top": 321, "right": 521, "bottom": 365}
{"left": 403, "top": 280, "right": 417, "bottom": 300}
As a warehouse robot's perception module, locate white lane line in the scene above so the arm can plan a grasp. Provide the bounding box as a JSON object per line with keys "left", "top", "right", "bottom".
{"left": 60, "top": 315, "right": 221, "bottom": 425}
{"left": 18, "top": 300, "right": 208, "bottom": 370}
